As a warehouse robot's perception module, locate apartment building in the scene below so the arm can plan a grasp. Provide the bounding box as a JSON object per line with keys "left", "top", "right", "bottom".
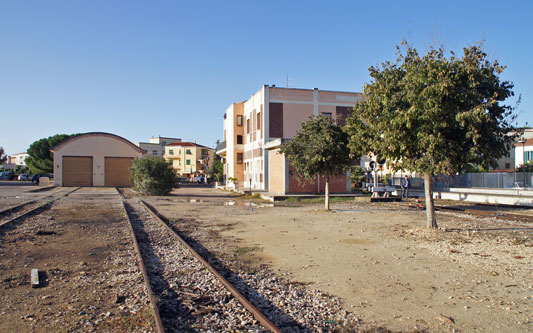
{"left": 217, "top": 85, "right": 362, "bottom": 194}
{"left": 164, "top": 142, "right": 215, "bottom": 179}
{"left": 137, "top": 136, "right": 181, "bottom": 157}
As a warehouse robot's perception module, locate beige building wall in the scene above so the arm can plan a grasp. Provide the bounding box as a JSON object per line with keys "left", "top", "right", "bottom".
{"left": 222, "top": 103, "right": 244, "bottom": 183}
{"left": 268, "top": 149, "right": 285, "bottom": 194}
{"left": 282, "top": 104, "right": 314, "bottom": 138}
{"left": 52, "top": 133, "right": 145, "bottom": 186}
{"left": 164, "top": 143, "right": 214, "bottom": 177}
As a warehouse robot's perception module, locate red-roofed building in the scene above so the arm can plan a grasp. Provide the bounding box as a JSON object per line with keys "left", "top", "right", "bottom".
{"left": 164, "top": 142, "right": 214, "bottom": 179}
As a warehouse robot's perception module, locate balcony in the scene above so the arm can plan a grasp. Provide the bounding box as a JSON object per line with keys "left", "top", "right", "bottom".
{"left": 216, "top": 140, "right": 227, "bottom": 155}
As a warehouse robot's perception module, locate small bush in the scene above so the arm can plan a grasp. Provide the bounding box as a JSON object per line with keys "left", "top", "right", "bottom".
{"left": 130, "top": 156, "right": 178, "bottom": 195}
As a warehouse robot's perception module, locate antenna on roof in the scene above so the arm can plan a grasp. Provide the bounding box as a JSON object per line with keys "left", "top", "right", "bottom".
{"left": 286, "top": 73, "right": 295, "bottom": 88}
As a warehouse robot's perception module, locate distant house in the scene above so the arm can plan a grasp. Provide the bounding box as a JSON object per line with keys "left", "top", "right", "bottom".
{"left": 136, "top": 136, "right": 181, "bottom": 157}
{"left": 164, "top": 142, "right": 214, "bottom": 179}
{"left": 494, "top": 128, "right": 533, "bottom": 170}
{"left": 217, "top": 85, "right": 362, "bottom": 194}
{"left": 515, "top": 137, "right": 533, "bottom": 169}
{"left": 9, "top": 152, "right": 29, "bottom": 166}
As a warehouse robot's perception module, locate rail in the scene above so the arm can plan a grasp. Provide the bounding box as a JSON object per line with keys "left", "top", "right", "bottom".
{"left": 0, "top": 187, "right": 80, "bottom": 228}
{"left": 117, "top": 194, "right": 165, "bottom": 333}
{"left": 139, "top": 199, "right": 281, "bottom": 333}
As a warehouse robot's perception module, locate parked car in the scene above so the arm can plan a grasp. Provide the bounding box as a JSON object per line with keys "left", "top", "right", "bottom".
{"left": 194, "top": 175, "right": 205, "bottom": 184}
{"left": 0, "top": 171, "right": 15, "bottom": 180}
{"left": 17, "top": 173, "right": 31, "bottom": 181}
{"left": 31, "top": 173, "right": 53, "bottom": 184}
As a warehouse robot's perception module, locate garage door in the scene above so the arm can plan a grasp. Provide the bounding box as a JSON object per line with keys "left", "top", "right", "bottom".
{"left": 62, "top": 156, "right": 93, "bottom": 186}
{"left": 105, "top": 157, "right": 133, "bottom": 187}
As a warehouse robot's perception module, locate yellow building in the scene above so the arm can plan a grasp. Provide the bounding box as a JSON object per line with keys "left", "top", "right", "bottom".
{"left": 163, "top": 142, "right": 214, "bottom": 179}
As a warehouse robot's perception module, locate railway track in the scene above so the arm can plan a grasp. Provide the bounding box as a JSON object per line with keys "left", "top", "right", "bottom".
{"left": 118, "top": 190, "right": 280, "bottom": 332}
{"left": 407, "top": 202, "right": 533, "bottom": 223}
{"left": 0, "top": 187, "right": 81, "bottom": 228}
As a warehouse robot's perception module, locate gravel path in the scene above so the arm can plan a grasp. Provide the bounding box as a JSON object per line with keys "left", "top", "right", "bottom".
{"left": 126, "top": 197, "right": 267, "bottom": 332}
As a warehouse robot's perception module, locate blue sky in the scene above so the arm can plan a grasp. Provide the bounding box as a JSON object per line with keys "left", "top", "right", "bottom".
{"left": 1, "top": 0, "right": 531, "bottom": 155}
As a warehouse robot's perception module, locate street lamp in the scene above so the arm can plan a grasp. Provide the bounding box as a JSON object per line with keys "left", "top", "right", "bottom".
{"left": 518, "top": 138, "right": 526, "bottom": 188}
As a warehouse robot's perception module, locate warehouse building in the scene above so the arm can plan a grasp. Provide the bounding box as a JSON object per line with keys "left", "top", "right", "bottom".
{"left": 52, "top": 132, "right": 146, "bottom": 187}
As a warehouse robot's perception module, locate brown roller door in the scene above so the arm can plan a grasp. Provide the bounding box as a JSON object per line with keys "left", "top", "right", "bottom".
{"left": 105, "top": 157, "right": 133, "bottom": 187}
{"left": 62, "top": 156, "right": 93, "bottom": 186}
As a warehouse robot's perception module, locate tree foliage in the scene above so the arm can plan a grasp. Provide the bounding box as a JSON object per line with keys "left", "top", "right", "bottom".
{"left": 350, "top": 166, "right": 365, "bottom": 188}
{"left": 280, "top": 115, "right": 352, "bottom": 210}
{"left": 516, "top": 161, "right": 533, "bottom": 172}
{"left": 130, "top": 156, "right": 178, "bottom": 195}
{"left": 0, "top": 146, "right": 6, "bottom": 164}
{"left": 345, "top": 42, "right": 518, "bottom": 227}
{"left": 209, "top": 153, "right": 224, "bottom": 182}
{"left": 26, "top": 134, "right": 77, "bottom": 174}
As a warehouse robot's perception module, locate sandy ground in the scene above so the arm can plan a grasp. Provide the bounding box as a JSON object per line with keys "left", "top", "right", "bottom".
{"left": 148, "top": 186, "right": 533, "bottom": 332}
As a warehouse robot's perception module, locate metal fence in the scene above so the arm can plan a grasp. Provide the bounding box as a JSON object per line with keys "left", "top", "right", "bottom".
{"left": 389, "top": 172, "right": 533, "bottom": 189}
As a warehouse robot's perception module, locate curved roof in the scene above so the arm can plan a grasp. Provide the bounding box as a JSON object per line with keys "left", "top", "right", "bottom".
{"left": 51, "top": 132, "right": 146, "bottom": 153}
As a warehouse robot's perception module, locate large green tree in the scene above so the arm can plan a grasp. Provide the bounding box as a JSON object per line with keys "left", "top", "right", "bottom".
{"left": 26, "top": 134, "right": 77, "bottom": 173}
{"left": 345, "top": 42, "right": 518, "bottom": 228}
{"left": 281, "top": 115, "right": 352, "bottom": 210}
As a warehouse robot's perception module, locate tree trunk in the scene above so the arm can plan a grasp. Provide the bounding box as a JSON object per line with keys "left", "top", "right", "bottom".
{"left": 325, "top": 177, "right": 330, "bottom": 211}
{"left": 423, "top": 173, "right": 438, "bottom": 228}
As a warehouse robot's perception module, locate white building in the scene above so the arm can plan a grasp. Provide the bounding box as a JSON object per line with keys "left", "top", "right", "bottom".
{"left": 9, "top": 152, "right": 29, "bottom": 166}
{"left": 515, "top": 138, "right": 533, "bottom": 168}
{"left": 136, "top": 136, "right": 181, "bottom": 157}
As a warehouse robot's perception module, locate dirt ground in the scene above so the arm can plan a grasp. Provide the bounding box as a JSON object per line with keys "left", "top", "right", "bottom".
{"left": 0, "top": 187, "right": 153, "bottom": 332}
{"left": 147, "top": 186, "right": 533, "bottom": 332}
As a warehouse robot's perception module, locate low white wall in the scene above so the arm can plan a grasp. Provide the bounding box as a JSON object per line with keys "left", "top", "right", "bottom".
{"left": 435, "top": 188, "right": 533, "bottom": 206}
{"left": 399, "top": 188, "right": 533, "bottom": 207}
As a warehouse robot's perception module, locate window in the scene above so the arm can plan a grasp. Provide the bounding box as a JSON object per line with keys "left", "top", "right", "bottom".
{"left": 186, "top": 160, "right": 191, "bottom": 165}
{"left": 152, "top": 150, "right": 158, "bottom": 155}
{"left": 322, "top": 112, "right": 332, "bottom": 118}
{"left": 169, "top": 149, "right": 174, "bottom": 155}
{"left": 237, "top": 153, "right": 243, "bottom": 164}
{"left": 237, "top": 135, "right": 243, "bottom": 144}
{"left": 186, "top": 149, "right": 191, "bottom": 155}
{"left": 505, "top": 163, "right": 511, "bottom": 169}
{"left": 256, "top": 112, "right": 261, "bottom": 130}
{"left": 246, "top": 119, "right": 250, "bottom": 133}
{"left": 237, "top": 115, "right": 243, "bottom": 126}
